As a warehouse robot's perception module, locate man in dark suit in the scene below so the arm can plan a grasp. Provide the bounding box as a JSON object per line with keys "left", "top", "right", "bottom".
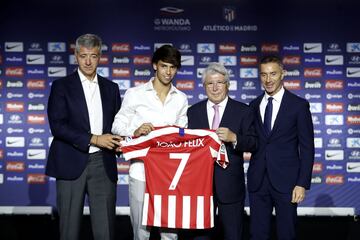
{"left": 248, "top": 55, "right": 314, "bottom": 240}
{"left": 46, "top": 34, "right": 122, "bottom": 240}
{"left": 187, "top": 62, "right": 257, "bottom": 240}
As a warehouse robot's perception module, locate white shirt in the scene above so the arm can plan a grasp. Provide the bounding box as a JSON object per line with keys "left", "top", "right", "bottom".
{"left": 260, "top": 86, "right": 285, "bottom": 130}
{"left": 112, "top": 78, "right": 188, "bottom": 181}
{"left": 206, "top": 97, "right": 228, "bottom": 129}
{"left": 78, "top": 69, "right": 103, "bottom": 153}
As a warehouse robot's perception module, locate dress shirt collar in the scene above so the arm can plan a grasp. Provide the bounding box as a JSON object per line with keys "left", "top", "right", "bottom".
{"left": 207, "top": 96, "right": 229, "bottom": 109}
{"left": 145, "top": 77, "right": 178, "bottom": 94}
{"left": 264, "top": 86, "right": 285, "bottom": 103}
{"left": 78, "top": 68, "right": 99, "bottom": 84}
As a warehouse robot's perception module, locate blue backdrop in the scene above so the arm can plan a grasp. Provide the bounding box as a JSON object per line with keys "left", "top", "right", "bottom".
{"left": 0, "top": 0, "right": 359, "bottom": 215}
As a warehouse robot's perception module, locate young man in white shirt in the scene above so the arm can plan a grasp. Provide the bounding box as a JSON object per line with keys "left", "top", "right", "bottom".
{"left": 112, "top": 45, "right": 188, "bottom": 240}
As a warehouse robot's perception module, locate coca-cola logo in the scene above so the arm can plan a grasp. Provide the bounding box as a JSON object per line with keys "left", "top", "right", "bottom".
{"left": 133, "top": 56, "right": 151, "bottom": 65}
{"left": 176, "top": 80, "right": 194, "bottom": 90}
{"left": 304, "top": 68, "right": 322, "bottom": 77}
{"left": 5, "top": 67, "right": 24, "bottom": 77}
{"left": 282, "top": 56, "right": 301, "bottom": 65}
{"left": 6, "top": 162, "right": 25, "bottom": 172}
{"left": 312, "top": 162, "right": 323, "bottom": 173}
{"left": 325, "top": 80, "right": 343, "bottom": 90}
{"left": 325, "top": 175, "right": 344, "bottom": 185}
{"left": 112, "top": 43, "right": 130, "bottom": 52}
{"left": 27, "top": 80, "right": 45, "bottom": 89}
{"left": 27, "top": 174, "right": 47, "bottom": 184}
{"left": 261, "top": 44, "right": 279, "bottom": 52}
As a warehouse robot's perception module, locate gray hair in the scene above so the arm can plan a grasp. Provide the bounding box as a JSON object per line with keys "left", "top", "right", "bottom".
{"left": 201, "top": 62, "right": 230, "bottom": 84}
{"left": 75, "top": 33, "right": 102, "bottom": 54}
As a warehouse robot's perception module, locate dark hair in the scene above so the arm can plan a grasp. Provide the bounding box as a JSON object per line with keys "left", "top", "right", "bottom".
{"left": 260, "top": 55, "right": 283, "bottom": 69}
{"left": 75, "top": 33, "right": 102, "bottom": 54}
{"left": 152, "top": 45, "right": 181, "bottom": 68}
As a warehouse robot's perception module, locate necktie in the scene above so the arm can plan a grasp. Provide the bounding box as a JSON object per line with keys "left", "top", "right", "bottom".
{"left": 212, "top": 104, "right": 220, "bottom": 130}
{"left": 264, "top": 97, "right": 273, "bottom": 135}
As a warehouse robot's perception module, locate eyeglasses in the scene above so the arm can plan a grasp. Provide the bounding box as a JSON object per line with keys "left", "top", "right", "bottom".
{"left": 205, "top": 81, "right": 227, "bottom": 87}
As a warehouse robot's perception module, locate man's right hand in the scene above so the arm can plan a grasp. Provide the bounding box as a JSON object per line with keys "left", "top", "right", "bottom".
{"left": 91, "top": 134, "right": 122, "bottom": 150}
{"left": 134, "top": 123, "right": 154, "bottom": 137}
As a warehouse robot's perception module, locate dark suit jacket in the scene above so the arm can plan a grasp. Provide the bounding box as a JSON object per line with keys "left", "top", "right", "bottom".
{"left": 46, "top": 71, "right": 121, "bottom": 182}
{"left": 248, "top": 89, "right": 314, "bottom": 193}
{"left": 187, "top": 98, "right": 257, "bottom": 204}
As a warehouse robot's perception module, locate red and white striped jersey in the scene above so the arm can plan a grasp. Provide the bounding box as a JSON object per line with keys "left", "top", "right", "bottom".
{"left": 121, "top": 126, "right": 228, "bottom": 229}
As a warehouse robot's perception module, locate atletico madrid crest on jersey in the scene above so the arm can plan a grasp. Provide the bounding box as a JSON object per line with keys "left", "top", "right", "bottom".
{"left": 121, "top": 126, "right": 229, "bottom": 229}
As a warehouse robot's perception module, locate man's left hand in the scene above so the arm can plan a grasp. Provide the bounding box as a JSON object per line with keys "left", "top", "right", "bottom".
{"left": 216, "top": 127, "right": 236, "bottom": 143}
{"left": 291, "top": 186, "right": 305, "bottom": 203}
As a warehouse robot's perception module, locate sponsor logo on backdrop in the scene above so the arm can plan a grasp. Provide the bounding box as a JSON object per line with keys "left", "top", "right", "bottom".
{"left": 28, "top": 137, "right": 45, "bottom": 147}
{"left": 6, "top": 67, "right": 24, "bottom": 77}
{"left": 181, "top": 56, "right": 194, "bottom": 66}
{"left": 7, "top": 128, "right": 24, "bottom": 134}
{"left": 313, "top": 163, "right": 323, "bottom": 173}
{"left": 325, "top": 80, "right": 343, "bottom": 90}
{"left": 349, "top": 150, "right": 360, "bottom": 160}
{"left": 304, "top": 57, "right": 321, "bottom": 64}
{"left": 314, "top": 138, "right": 323, "bottom": 148}
{"left": 346, "top": 67, "right": 360, "bottom": 77}
{"left": 112, "top": 67, "right": 130, "bottom": 77}
{"left": 49, "top": 55, "right": 64, "bottom": 64}
{"left": 113, "top": 56, "right": 130, "bottom": 64}
{"left": 6, "top": 102, "right": 24, "bottom": 112}
{"left": 304, "top": 43, "right": 322, "bottom": 53}
{"left": 197, "top": 43, "right": 215, "bottom": 53}
{"left": 326, "top": 175, "right": 344, "bottom": 185}
{"left": 326, "top": 93, "right": 343, "bottom": 100}
{"left": 112, "top": 43, "right": 130, "bottom": 52}
{"left": 154, "top": 8, "right": 191, "bottom": 31}
{"left": 48, "top": 42, "right": 66, "bottom": 52}
{"left": 133, "top": 56, "right": 151, "bottom": 65}
{"left": 134, "top": 69, "right": 151, "bottom": 77}
{"left": 7, "top": 93, "right": 23, "bottom": 99}
{"left": 117, "top": 174, "right": 129, "bottom": 185}
{"left": 5, "top": 42, "right": 24, "bottom": 52}
{"left": 28, "top": 42, "right": 43, "bottom": 52}
{"left": 28, "top": 103, "right": 45, "bottom": 111}
{"left": 113, "top": 80, "right": 131, "bottom": 90}
{"left": 219, "top": 56, "right": 237, "bottom": 66}
{"left": 27, "top": 149, "right": 46, "bottom": 160}
{"left": 309, "top": 103, "right": 322, "bottom": 113}
{"left": 325, "top": 55, "right": 343, "bottom": 65}
{"left": 240, "top": 56, "right": 257, "bottom": 65}
{"left": 48, "top": 67, "right": 66, "bottom": 77}
{"left": 312, "top": 115, "right": 320, "bottom": 125}
{"left": 241, "top": 94, "right": 257, "bottom": 101}
{"left": 327, "top": 138, "right": 342, "bottom": 147}
{"left": 28, "top": 163, "right": 45, "bottom": 169}
{"left": 28, "top": 127, "right": 45, "bottom": 134}
{"left": 177, "top": 70, "right": 193, "bottom": 76}
{"left": 27, "top": 114, "right": 46, "bottom": 124}
{"left": 325, "top": 150, "right": 344, "bottom": 160}
{"left": 348, "top": 128, "right": 360, "bottom": 135}
{"left": 26, "top": 54, "right": 45, "bottom": 65}
{"left": 223, "top": 6, "right": 236, "bottom": 22}
{"left": 6, "top": 176, "right": 24, "bottom": 182}
{"left": 229, "top": 80, "right": 237, "bottom": 91}
{"left": 347, "top": 162, "right": 360, "bottom": 173}
{"left": 219, "top": 44, "right": 236, "bottom": 53}
{"left": 176, "top": 80, "right": 194, "bottom": 90}
{"left": 27, "top": 67, "right": 45, "bottom": 75}
{"left": 27, "top": 80, "right": 45, "bottom": 89}
{"left": 6, "top": 137, "right": 25, "bottom": 147}
{"left": 7, "top": 151, "right": 24, "bottom": 157}
{"left": 240, "top": 68, "right": 258, "bottom": 78}
{"left": 348, "top": 55, "right": 360, "bottom": 65}
{"left": 348, "top": 93, "right": 360, "bottom": 99}
{"left": 326, "top": 128, "right": 343, "bottom": 135}
{"left": 27, "top": 174, "right": 47, "bottom": 184}
{"left": 304, "top": 68, "right": 322, "bottom": 77}
{"left": 327, "top": 43, "right": 341, "bottom": 52}
{"left": 326, "top": 69, "right": 343, "bottom": 76}
{"left": 347, "top": 116, "right": 360, "bottom": 125}
{"left": 178, "top": 44, "right": 191, "bottom": 53}
{"left": 311, "top": 176, "right": 322, "bottom": 184}
{"left": 325, "top": 115, "right": 343, "bottom": 125}
{"left": 283, "top": 45, "right": 300, "bottom": 51}
{"left": 99, "top": 55, "right": 109, "bottom": 65}
{"left": 283, "top": 80, "right": 301, "bottom": 90}
{"left": 28, "top": 92, "right": 45, "bottom": 99}
{"left": 347, "top": 138, "right": 360, "bottom": 148}
{"left": 5, "top": 56, "right": 23, "bottom": 63}
{"left": 134, "top": 44, "right": 151, "bottom": 51}
{"left": 284, "top": 69, "right": 300, "bottom": 77}
{"left": 304, "top": 81, "right": 321, "bottom": 89}
{"left": 6, "top": 162, "right": 25, "bottom": 172}
{"left": 96, "top": 67, "right": 109, "bottom": 77}
{"left": 346, "top": 43, "right": 360, "bottom": 53}
{"left": 325, "top": 103, "right": 343, "bottom": 113}
{"left": 7, "top": 114, "right": 23, "bottom": 124}
{"left": 283, "top": 56, "right": 301, "bottom": 65}
{"left": 240, "top": 45, "right": 257, "bottom": 52}
{"left": 348, "top": 104, "right": 360, "bottom": 111}
{"left": 199, "top": 56, "right": 213, "bottom": 65}
{"left": 241, "top": 80, "right": 257, "bottom": 90}
{"left": 326, "top": 164, "right": 343, "bottom": 170}
{"left": 261, "top": 44, "right": 279, "bottom": 53}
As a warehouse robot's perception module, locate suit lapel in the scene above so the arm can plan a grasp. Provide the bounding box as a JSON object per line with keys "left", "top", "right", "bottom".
{"left": 219, "top": 98, "right": 233, "bottom": 127}
{"left": 270, "top": 90, "right": 290, "bottom": 136}
{"left": 71, "top": 72, "right": 90, "bottom": 128}
{"left": 201, "top": 101, "right": 211, "bottom": 129}
{"left": 254, "top": 94, "right": 267, "bottom": 137}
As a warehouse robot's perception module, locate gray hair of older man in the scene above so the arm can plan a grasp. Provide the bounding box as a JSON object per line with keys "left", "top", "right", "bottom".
{"left": 75, "top": 33, "right": 102, "bottom": 54}
{"left": 201, "top": 62, "right": 230, "bottom": 85}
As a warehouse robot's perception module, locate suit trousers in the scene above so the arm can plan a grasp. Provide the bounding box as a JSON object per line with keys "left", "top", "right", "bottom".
{"left": 129, "top": 176, "right": 178, "bottom": 240}
{"left": 249, "top": 173, "right": 297, "bottom": 240}
{"left": 56, "top": 152, "right": 116, "bottom": 240}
